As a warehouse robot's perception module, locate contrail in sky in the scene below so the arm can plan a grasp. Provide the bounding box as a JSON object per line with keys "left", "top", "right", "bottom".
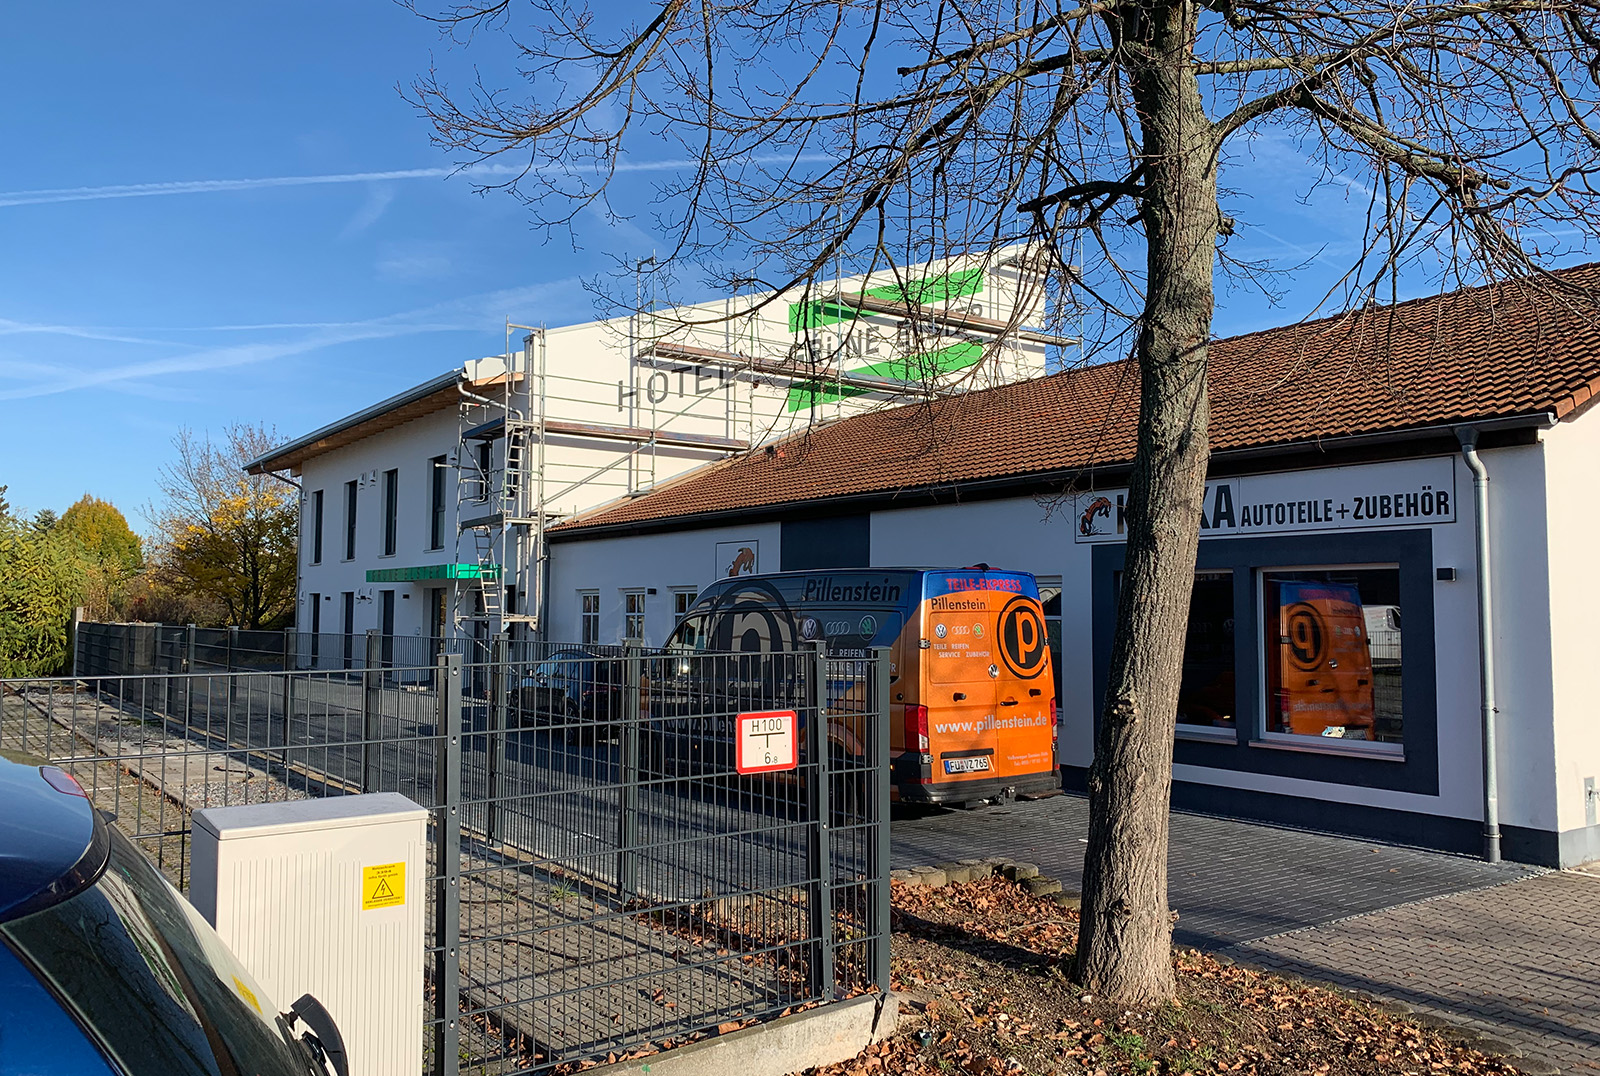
{"left": 0, "top": 156, "right": 813, "bottom": 209}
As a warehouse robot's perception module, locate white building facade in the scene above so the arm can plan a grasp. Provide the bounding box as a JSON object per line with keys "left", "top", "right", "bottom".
{"left": 247, "top": 251, "right": 1056, "bottom": 655}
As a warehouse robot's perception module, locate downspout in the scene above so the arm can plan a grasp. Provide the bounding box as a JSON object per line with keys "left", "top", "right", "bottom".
{"left": 1456, "top": 428, "right": 1501, "bottom": 864}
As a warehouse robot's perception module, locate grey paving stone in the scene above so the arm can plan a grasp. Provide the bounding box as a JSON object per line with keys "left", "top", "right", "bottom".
{"left": 1226, "top": 872, "right": 1600, "bottom": 1071}
{"left": 892, "top": 792, "right": 1533, "bottom": 948}
{"left": 891, "top": 792, "right": 1595, "bottom": 1070}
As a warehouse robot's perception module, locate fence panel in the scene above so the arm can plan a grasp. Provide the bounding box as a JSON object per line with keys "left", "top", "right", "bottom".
{"left": 16, "top": 626, "right": 891, "bottom": 1076}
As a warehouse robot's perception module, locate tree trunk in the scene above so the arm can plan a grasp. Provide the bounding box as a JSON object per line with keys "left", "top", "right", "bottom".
{"left": 1073, "top": 0, "right": 1218, "bottom": 1006}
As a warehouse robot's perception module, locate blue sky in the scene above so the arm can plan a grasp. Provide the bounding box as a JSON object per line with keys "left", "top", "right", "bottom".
{"left": 0, "top": 5, "right": 1547, "bottom": 523}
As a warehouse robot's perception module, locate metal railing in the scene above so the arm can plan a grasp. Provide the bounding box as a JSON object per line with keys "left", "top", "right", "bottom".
{"left": 5, "top": 628, "right": 890, "bottom": 1076}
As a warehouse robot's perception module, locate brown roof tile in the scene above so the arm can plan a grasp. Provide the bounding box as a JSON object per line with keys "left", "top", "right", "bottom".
{"left": 555, "top": 265, "right": 1600, "bottom": 533}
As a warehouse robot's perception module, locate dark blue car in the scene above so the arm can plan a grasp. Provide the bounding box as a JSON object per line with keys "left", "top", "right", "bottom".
{"left": 0, "top": 750, "right": 345, "bottom": 1076}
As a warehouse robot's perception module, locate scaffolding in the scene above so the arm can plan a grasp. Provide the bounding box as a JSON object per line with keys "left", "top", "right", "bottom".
{"left": 450, "top": 252, "right": 1067, "bottom": 640}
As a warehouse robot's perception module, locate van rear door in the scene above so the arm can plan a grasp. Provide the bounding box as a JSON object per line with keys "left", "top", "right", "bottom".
{"left": 922, "top": 589, "right": 1002, "bottom": 783}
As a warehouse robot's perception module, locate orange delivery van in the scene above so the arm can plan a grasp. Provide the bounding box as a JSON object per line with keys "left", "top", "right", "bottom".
{"left": 660, "top": 567, "right": 1060, "bottom": 805}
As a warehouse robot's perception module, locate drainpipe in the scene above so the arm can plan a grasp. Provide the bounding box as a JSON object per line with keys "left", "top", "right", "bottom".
{"left": 1457, "top": 428, "right": 1501, "bottom": 864}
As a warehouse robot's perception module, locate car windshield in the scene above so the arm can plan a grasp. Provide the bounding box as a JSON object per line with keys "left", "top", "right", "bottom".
{"left": 0, "top": 827, "right": 315, "bottom": 1076}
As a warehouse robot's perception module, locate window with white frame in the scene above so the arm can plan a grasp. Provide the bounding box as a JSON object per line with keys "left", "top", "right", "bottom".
{"left": 671, "top": 588, "right": 697, "bottom": 622}
{"left": 579, "top": 591, "right": 600, "bottom": 645}
{"left": 622, "top": 590, "right": 646, "bottom": 642}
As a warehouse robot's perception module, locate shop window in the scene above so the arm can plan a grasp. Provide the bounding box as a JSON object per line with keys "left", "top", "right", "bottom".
{"left": 1260, "top": 566, "right": 1402, "bottom": 749}
{"left": 579, "top": 591, "right": 600, "bottom": 645}
{"left": 622, "top": 590, "right": 646, "bottom": 642}
{"left": 1176, "top": 572, "right": 1236, "bottom": 735}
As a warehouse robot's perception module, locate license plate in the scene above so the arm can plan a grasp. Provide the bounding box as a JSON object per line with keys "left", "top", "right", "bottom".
{"left": 943, "top": 756, "right": 992, "bottom": 775}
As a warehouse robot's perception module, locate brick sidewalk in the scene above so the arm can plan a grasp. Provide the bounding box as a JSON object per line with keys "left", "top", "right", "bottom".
{"left": 1224, "top": 871, "right": 1600, "bottom": 1072}
{"left": 892, "top": 793, "right": 1533, "bottom": 948}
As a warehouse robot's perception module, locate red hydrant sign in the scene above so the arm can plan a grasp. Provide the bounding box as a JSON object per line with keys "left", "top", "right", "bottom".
{"left": 735, "top": 710, "right": 798, "bottom": 774}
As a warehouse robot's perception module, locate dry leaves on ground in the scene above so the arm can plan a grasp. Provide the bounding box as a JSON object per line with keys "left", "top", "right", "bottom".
{"left": 804, "top": 878, "right": 1526, "bottom": 1076}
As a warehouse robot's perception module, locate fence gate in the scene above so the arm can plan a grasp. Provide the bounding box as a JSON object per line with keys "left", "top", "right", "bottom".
{"left": 5, "top": 625, "right": 891, "bottom": 1076}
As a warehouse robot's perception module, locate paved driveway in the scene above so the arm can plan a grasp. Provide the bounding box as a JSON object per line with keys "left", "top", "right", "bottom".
{"left": 892, "top": 793, "right": 1532, "bottom": 948}
{"left": 892, "top": 794, "right": 1599, "bottom": 1070}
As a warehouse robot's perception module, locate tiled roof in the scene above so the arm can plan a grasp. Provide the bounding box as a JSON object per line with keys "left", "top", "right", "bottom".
{"left": 554, "top": 265, "right": 1600, "bottom": 533}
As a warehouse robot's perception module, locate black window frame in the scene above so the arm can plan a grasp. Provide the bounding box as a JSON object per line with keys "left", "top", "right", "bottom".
{"left": 310, "top": 489, "right": 324, "bottom": 565}
{"left": 344, "top": 481, "right": 358, "bottom": 561}
{"left": 382, "top": 468, "right": 399, "bottom": 557}
{"left": 429, "top": 455, "right": 447, "bottom": 551}
{"left": 1090, "top": 528, "right": 1438, "bottom": 794}
{"left": 380, "top": 590, "right": 396, "bottom": 666}
{"left": 341, "top": 591, "right": 356, "bottom": 669}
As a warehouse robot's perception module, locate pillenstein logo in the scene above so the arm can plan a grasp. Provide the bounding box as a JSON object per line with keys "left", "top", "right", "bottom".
{"left": 801, "top": 577, "right": 903, "bottom": 603}
{"left": 1072, "top": 458, "right": 1458, "bottom": 544}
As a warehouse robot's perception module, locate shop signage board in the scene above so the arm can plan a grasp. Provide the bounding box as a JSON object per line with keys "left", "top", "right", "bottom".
{"left": 1072, "top": 456, "right": 1457, "bottom": 544}
{"left": 735, "top": 709, "right": 798, "bottom": 774}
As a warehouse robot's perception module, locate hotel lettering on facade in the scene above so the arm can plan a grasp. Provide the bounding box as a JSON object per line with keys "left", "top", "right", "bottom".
{"left": 545, "top": 268, "right": 1600, "bottom": 868}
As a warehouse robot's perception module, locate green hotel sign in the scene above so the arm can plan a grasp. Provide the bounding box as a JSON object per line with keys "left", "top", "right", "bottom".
{"left": 365, "top": 563, "right": 500, "bottom": 583}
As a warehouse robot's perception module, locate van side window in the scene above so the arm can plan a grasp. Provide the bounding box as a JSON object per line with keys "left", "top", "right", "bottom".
{"left": 670, "top": 614, "right": 710, "bottom": 653}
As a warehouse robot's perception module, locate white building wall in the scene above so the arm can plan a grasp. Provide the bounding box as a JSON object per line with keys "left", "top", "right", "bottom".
{"left": 294, "top": 408, "right": 462, "bottom": 647}
{"left": 1539, "top": 411, "right": 1600, "bottom": 857}
{"left": 1477, "top": 441, "right": 1560, "bottom": 839}
{"left": 278, "top": 251, "right": 1051, "bottom": 644}
{"left": 545, "top": 522, "right": 782, "bottom": 646}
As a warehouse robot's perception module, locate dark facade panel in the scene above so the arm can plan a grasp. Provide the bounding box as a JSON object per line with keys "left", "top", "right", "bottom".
{"left": 780, "top": 514, "right": 870, "bottom": 571}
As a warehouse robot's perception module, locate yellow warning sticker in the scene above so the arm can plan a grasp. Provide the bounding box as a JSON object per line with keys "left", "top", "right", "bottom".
{"left": 232, "top": 975, "right": 262, "bottom": 1014}
{"left": 362, "top": 862, "right": 405, "bottom": 910}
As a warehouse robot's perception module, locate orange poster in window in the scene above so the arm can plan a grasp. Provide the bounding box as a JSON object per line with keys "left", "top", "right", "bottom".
{"left": 1269, "top": 581, "right": 1375, "bottom": 740}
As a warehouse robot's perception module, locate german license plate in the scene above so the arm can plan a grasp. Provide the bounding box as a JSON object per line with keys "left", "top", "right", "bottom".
{"left": 943, "top": 756, "right": 992, "bottom": 775}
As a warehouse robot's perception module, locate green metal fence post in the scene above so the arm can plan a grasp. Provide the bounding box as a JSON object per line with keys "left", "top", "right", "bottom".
{"left": 434, "top": 652, "right": 463, "bottom": 1076}
{"left": 279, "top": 629, "right": 295, "bottom": 775}
{"left": 362, "top": 628, "right": 382, "bottom": 792}
{"left": 184, "top": 623, "right": 197, "bottom": 730}
{"left": 870, "top": 646, "right": 892, "bottom": 994}
{"left": 617, "top": 643, "right": 642, "bottom": 901}
{"left": 806, "top": 640, "right": 835, "bottom": 1001}
{"left": 486, "top": 632, "right": 508, "bottom": 843}
{"left": 226, "top": 625, "right": 240, "bottom": 714}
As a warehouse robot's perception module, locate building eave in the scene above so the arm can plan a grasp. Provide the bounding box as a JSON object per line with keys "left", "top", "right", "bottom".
{"left": 244, "top": 369, "right": 465, "bottom": 475}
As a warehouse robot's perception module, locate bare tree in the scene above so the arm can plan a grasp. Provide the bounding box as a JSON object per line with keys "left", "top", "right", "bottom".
{"left": 148, "top": 424, "right": 297, "bottom": 631}
{"left": 411, "top": 0, "right": 1600, "bottom": 1002}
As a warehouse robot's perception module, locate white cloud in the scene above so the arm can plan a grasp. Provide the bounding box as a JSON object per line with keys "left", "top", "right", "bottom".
{"left": 0, "top": 154, "right": 824, "bottom": 210}
{"left": 0, "top": 278, "right": 585, "bottom": 402}
{"left": 340, "top": 184, "right": 398, "bottom": 238}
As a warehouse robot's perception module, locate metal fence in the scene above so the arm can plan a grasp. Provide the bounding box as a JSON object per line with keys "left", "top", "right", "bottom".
{"left": 5, "top": 626, "right": 889, "bottom": 1076}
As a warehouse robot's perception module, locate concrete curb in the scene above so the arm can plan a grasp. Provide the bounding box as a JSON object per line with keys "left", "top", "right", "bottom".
{"left": 894, "top": 858, "right": 1081, "bottom": 909}
{"left": 585, "top": 993, "right": 899, "bottom": 1076}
